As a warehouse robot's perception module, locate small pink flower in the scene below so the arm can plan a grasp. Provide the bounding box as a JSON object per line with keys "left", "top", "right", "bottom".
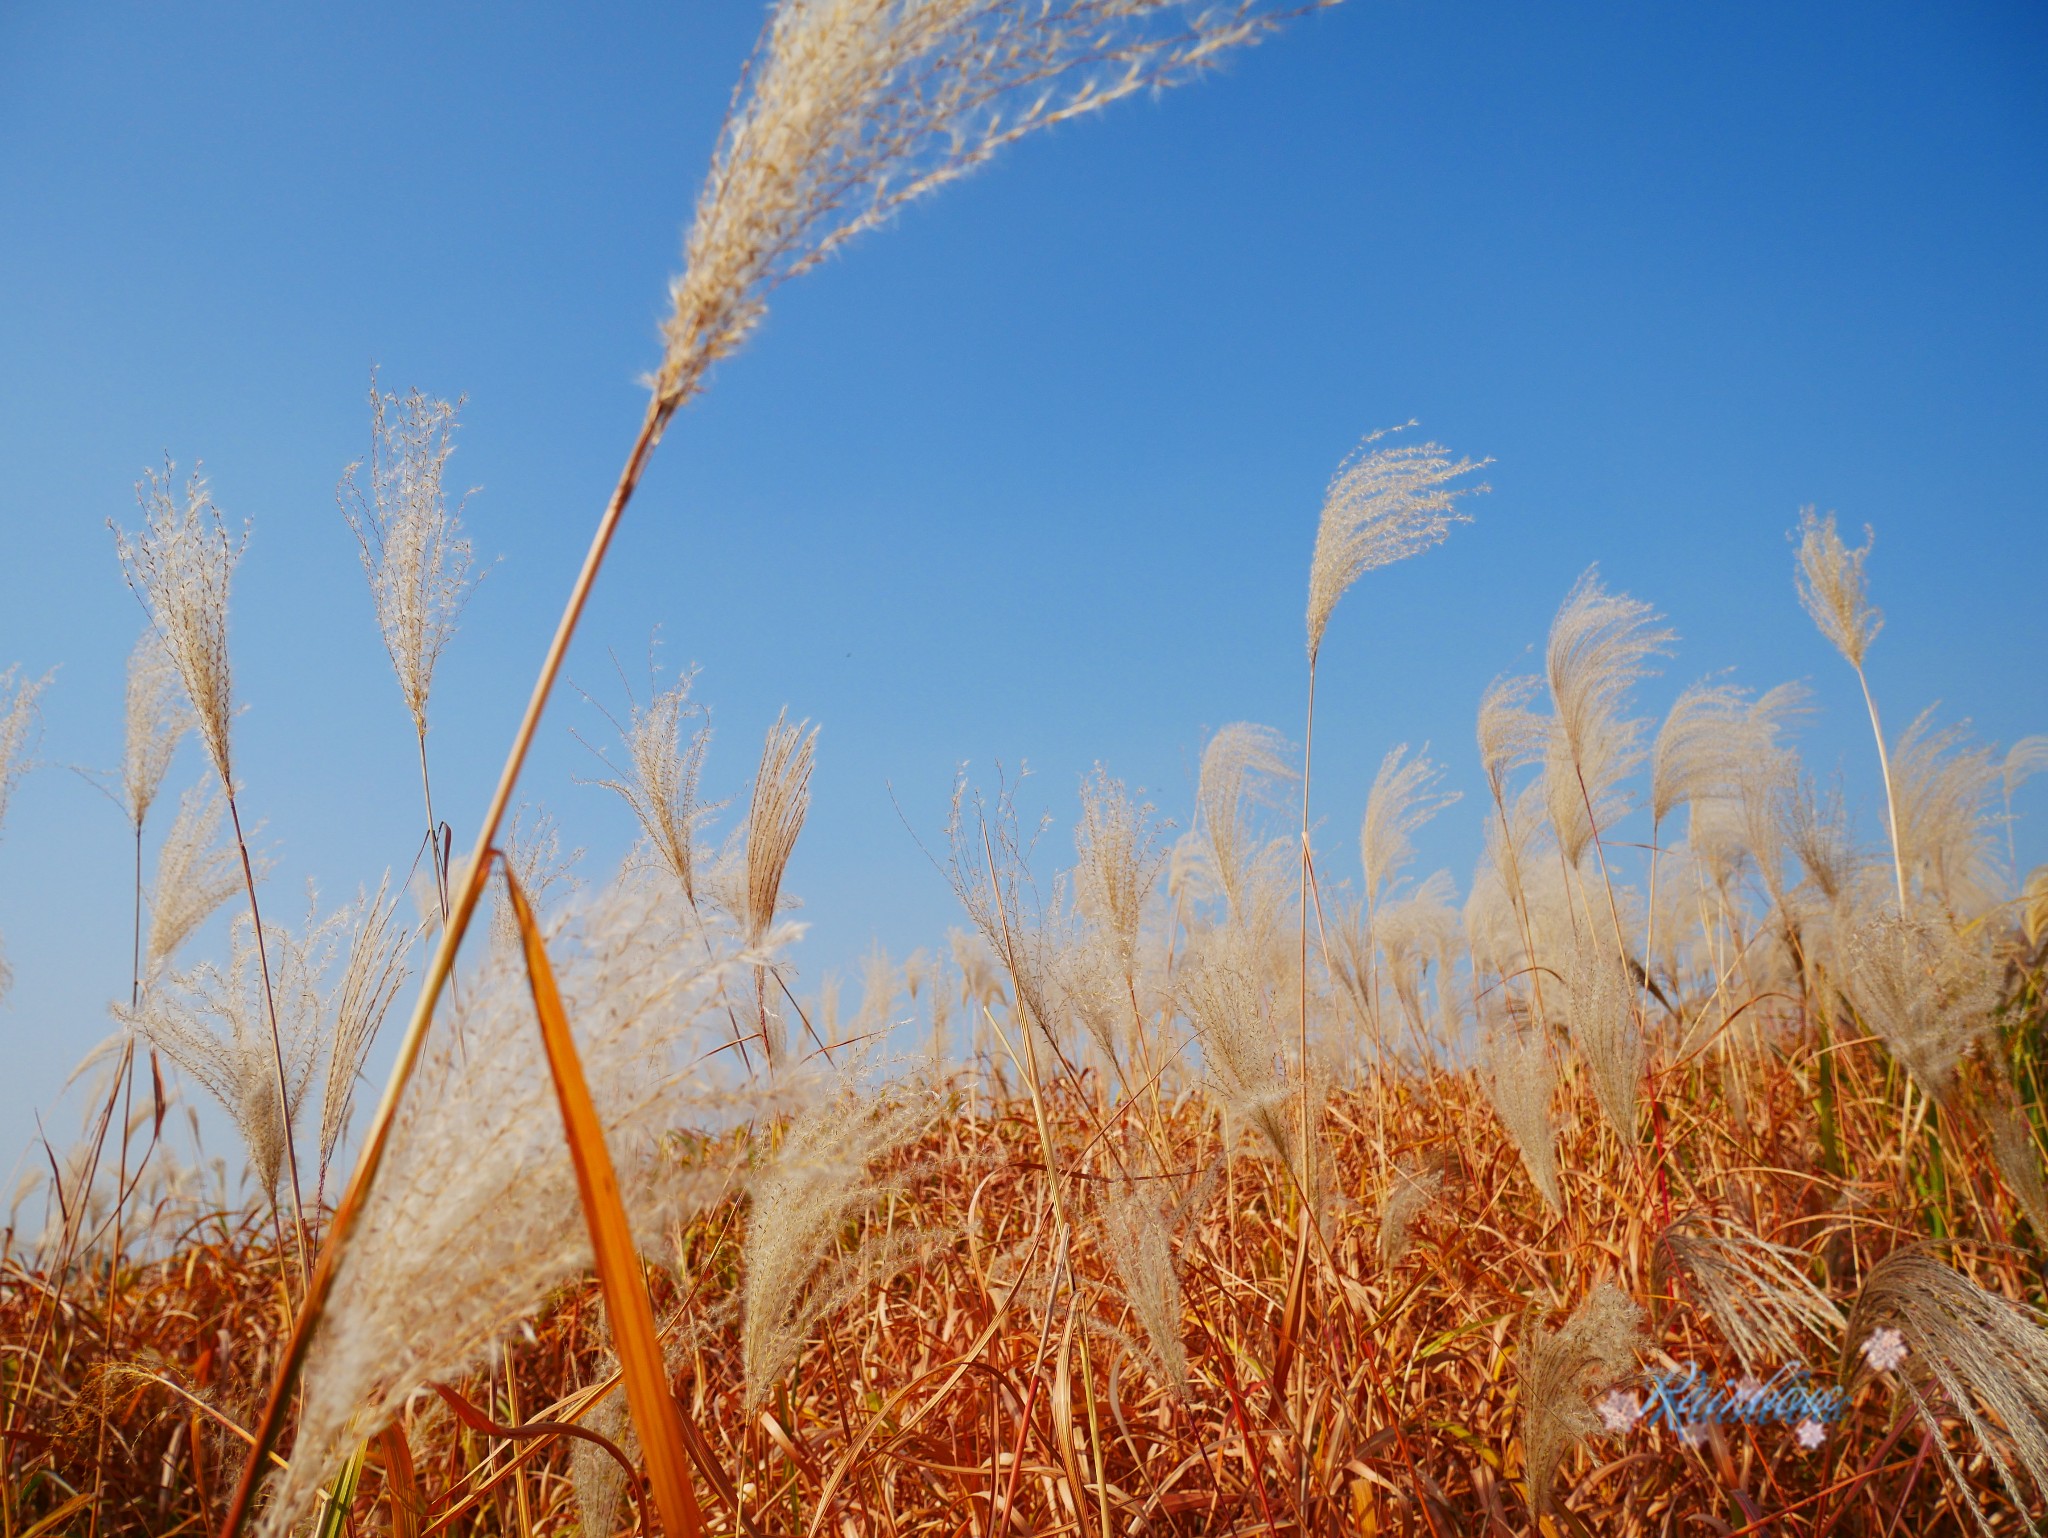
{"left": 1596, "top": 1389, "right": 1642, "bottom": 1434}
{"left": 1795, "top": 1418, "right": 1827, "bottom": 1451}
{"left": 1678, "top": 1420, "right": 1709, "bottom": 1449}
{"left": 1860, "top": 1327, "right": 1908, "bottom": 1373}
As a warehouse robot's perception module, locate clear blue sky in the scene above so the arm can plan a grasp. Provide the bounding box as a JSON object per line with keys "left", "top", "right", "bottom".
{"left": 2, "top": 3, "right": 2044, "bottom": 1175}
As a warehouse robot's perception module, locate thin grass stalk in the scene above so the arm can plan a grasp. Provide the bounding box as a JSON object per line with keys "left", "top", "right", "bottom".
{"left": 1855, "top": 664, "right": 1910, "bottom": 917}
{"left": 217, "top": 394, "right": 669, "bottom": 1538}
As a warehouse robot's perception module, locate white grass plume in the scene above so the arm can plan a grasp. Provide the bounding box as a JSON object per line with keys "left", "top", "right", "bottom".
{"left": 1520, "top": 1282, "right": 1643, "bottom": 1516}
{"left": 1073, "top": 766, "right": 1165, "bottom": 986}
{"left": 118, "top": 630, "right": 190, "bottom": 832}
{"left": 1562, "top": 931, "right": 1643, "bottom": 1144}
{"left": 318, "top": 878, "right": 413, "bottom": 1177}
{"left": 1375, "top": 1158, "right": 1443, "bottom": 1268}
{"left": 114, "top": 463, "right": 243, "bottom": 790}
{"left": 268, "top": 871, "right": 761, "bottom": 1534}
{"left": 1360, "top": 743, "right": 1460, "bottom": 913}
{"left": 1096, "top": 1167, "right": 1210, "bottom": 1397}
{"left": 589, "top": 670, "right": 718, "bottom": 911}
{"left": 658, "top": 0, "right": 1302, "bottom": 411}
{"left": 1193, "top": 723, "right": 1292, "bottom": 928}
{"left": 742, "top": 1075, "right": 936, "bottom": 1410}
{"left": 1656, "top": 1215, "right": 1844, "bottom": 1376}
{"left": 1478, "top": 673, "right": 1545, "bottom": 802}
{"left": 1305, "top": 427, "right": 1485, "bottom": 661}
{"left": 127, "top": 909, "right": 333, "bottom": 1200}
{"left": 1843, "top": 1247, "right": 2048, "bottom": 1535}
{"left": 1484, "top": 1030, "right": 1560, "bottom": 1211}
{"left": 1795, "top": 508, "right": 1882, "bottom": 670}
{"left": 337, "top": 381, "right": 480, "bottom": 738}
{"left": 1985, "top": 1096, "right": 2048, "bottom": 1241}
{"left": 1543, "top": 569, "right": 1672, "bottom": 866}
{"left": 0, "top": 664, "right": 49, "bottom": 1000}
{"left": 1843, "top": 911, "right": 1997, "bottom": 1101}
{"left": 145, "top": 783, "right": 246, "bottom": 972}
{"left": 1892, "top": 707, "right": 2007, "bottom": 916}
{"left": 1179, "top": 927, "right": 1315, "bottom": 1192}
{"left": 744, "top": 711, "right": 817, "bottom": 950}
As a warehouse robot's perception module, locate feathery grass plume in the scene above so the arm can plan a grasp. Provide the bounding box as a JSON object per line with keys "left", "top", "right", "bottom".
{"left": 1520, "top": 1282, "right": 1643, "bottom": 1517}
{"left": 1656, "top": 1216, "right": 1845, "bottom": 1376}
{"left": 1376, "top": 869, "right": 1461, "bottom": 1058}
{"left": 145, "top": 784, "right": 246, "bottom": 972}
{"left": 337, "top": 382, "right": 479, "bottom": 739}
{"left": 114, "top": 464, "right": 242, "bottom": 790}
{"left": 118, "top": 630, "right": 190, "bottom": 832}
{"left": 0, "top": 663, "right": 50, "bottom": 999}
{"left": 1304, "top": 427, "right": 1486, "bottom": 661}
{"left": 1194, "top": 722, "right": 1293, "bottom": 926}
{"left": 318, "top": 878, "right": 413, "bottom": 1177}
{"left": 1843, "top": 911, "right": 1998, "bottom": 1101}
{"left": 267, "top": 870, "right": 757, "bottom": 1534}
{"left": 1686, "top": 686, "right": 1808, "bottom": 900}
{"left": 1375, "top": 1158, "right": 1443, "bottom": 1268}
{"left": 1891, "top": 707, "right": 2007, "bottom": 917}
{"left": 0, "top": 663, "right": 50, "bottom": 836}
{"left": 1778, "top": 773, "right": 1864, "bottom": 914}
{"left": 1843, "top": 1247, "right": 2048, "bottom": 1535}
{"left": 1478, "top": 673, "right": 1545, "bottom": 802}
{"left": 1543, "top": 569, "right": 1673, "bottom": 866}
{"left": 589, "top": 670, "right": 718, "bottom": 911}
{"left": 128, "top": 910, "right": 335, "bottom": 1200}
{"left": 1073, "top": 766, "right": 1165, "bottom": 985}
{"left": 1562, "top": 930, "right": 1642, "bottom": 1144}
{"left": 1985, "top": 1096, "right": 2048, "bottom": 1240}
{"left": 1359, "top": 743, "right": 1460, "bottom": 913}
{"left": 744, "top": 711, "right": 817, "bottom": 951}
{"left": 657, "top": 0, "right": 1303, "bottom": 413}
{"left": 570, "top": 1373, "right": 634, "bottom": 1538}
{"left": 1794, "top": 508, "right": 1882, "bottom": 671}
{"left": 1651, "top": 679, "right": 1751, "bottom": 832}
{"left": 1096, "top": 1169, "right": 1209, "bottom": 1396}
{"left": 1179, "top": 927, "right": 1310, "bottom": 1183}
{"left": 489, "top": 806, "right": 583, "bottom": 955}
{"left": 1484, "top": 1029, "right": 1560, "bottom": 1211}
{"left": 742, "top": 1075, "right": 936, "bottom": 1410}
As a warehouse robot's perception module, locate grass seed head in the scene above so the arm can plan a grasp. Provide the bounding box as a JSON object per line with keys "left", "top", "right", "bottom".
{"left": 1794, "top": 508, "right": 1882, "bottom": 671}
{"left": 1521, "top": 1281, "right": 1644, "bottom": 1516}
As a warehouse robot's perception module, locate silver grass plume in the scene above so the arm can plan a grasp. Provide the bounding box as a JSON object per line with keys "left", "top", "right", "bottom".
{"left": 1543, "top": 569, "right": 1672, "bottom": 867}
{"left": 1843, "top": 911, "right": 1998, "bottom": 1101}
{"left": 0, "top": 665, "right": 49, "bottom": 1000}
{"left": 590, "top": 671, "right": 717, "bottom": 911}
{"left": 1778, "top": 774, "right": 1864, "bottom": 914}
{"left": 1478, "top": 673, "right": 1545, "bottom": 802}
{"left": 745, "top": 712, "right": 817, "bottom": 950}
{"left": 1843, "top": 1247, "right": 2048, "bottom": 1535}
{"left": 1484, "top": 1030, "right": 1560, "bottom": 1211}
{"left": 1359, "top": 743, "right": 1460, "bottom": 913}
{"left": 119, "top": 630, "right": 190, "bottom": 831}
{"left": 1651, "top": 678, "right": 1752, "bottom": 833}
{"left": 114, "top": 463, "right": 243, "bottom": 790}
{"left": 489, "top": 806, "right": 582, "bottom": 955}
{"left": 318, "top": 878, "right": 413, "bottom": 1176}
{"left": 1375, "top": 1158, "right": 1443, "bottom": 1268}
{"left": 1985, "top": 1096, "right": 2048, "bottom": 1240}
{"left": 1194, "top": 723, "right": 1292, "bottom": 927}
{"left": 657, "top": 0, "right": 1302, "bottom": 413}
{"left": 1656, "top": 1215, "right": 1844, "bottom": 1376}
{"left": 1562, "top": 930, "right": 1643, "bottom": 1144}
{"left": 1304, "top": 427, "right": 1485, "bottom": 661}
{"left": 268, "top": 871, "right": 760, "bottom": 1534}
{"left": 337, "top": 382, "right": 480, "bottom": 737}
{"left": 1376, "top": 870, "right": 1460, "bottom": 1057}
{"left": 145, "top": 784, "right": 246, "bottom": 973}
{"left": 127, "top": 910, "right": 333, "bottom": 1200}
{"left": 1891, "top": 708, "right": 2007, "bottom": 916}
{"left": 1096, "top": 1168, "right": 1210, "bottom": 1397}
{"left": 1795, "top": 508, "right": 1882, "bottom": 670}
{"left": 1520, "top": 1282, "right": 1643, "bottom": 1516}
{"left": 1179, "top": 928, "right": 1315, "bottom": 1193}
{"left": 1073, "top": 766, "right": 1165, "bottom": 987}
{"left": 742, "top": 1077, "right": 936, "bottom": 1410}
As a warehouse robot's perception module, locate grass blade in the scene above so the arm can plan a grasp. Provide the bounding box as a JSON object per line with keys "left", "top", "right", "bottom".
{"left": 500, "top": 851, "right": 705, "bottom": 1538}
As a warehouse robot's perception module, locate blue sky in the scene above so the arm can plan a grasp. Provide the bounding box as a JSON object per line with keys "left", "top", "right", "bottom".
{"left": 2, "top": 2, "right": 2043, "bottom": 1176}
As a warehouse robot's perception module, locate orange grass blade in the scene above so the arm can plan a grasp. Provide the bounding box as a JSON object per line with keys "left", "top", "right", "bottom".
{"left": 500, "top": 853, "right": 705, "bottom": 1538}
{"left": 374, "top": 1426, "right": 421, "bottom": 1538}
